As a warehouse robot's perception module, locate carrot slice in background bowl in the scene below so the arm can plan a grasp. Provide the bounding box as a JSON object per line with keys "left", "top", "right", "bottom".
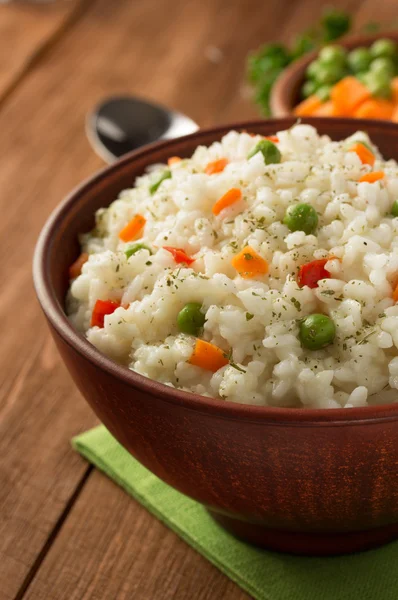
{"left": 358, "top": 171, "right": 385, "bottom": 183}
{"left": 312, "top": 100, "right": 342, "bottom": 117}
{"left": 354, "top": 99, "right": 395, "bottom": 120}
{"left": 331, "top": 77, "right": 371, "bottom": 116}
{"left": 293, "top": 95, "right": 322, "bottom": 117}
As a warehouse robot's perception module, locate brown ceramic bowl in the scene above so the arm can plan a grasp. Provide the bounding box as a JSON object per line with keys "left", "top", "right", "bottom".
{"left": 271, "top": 33, "right": 398, "bottom": 117}
{"left": 34, "top": 118, "right": 398, "bottom": 556}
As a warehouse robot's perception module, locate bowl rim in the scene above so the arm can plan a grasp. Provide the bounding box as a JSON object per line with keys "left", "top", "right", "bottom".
{"left": 271, "top": 32, "right": 398, "bottom": 117}
{"left": 33, "top": 117, "right": 398, "bottom": 424}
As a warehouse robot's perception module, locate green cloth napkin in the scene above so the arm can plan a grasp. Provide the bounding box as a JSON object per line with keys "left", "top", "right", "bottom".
{"left": 73, "top": 426, "right": 398, "bottom": 600}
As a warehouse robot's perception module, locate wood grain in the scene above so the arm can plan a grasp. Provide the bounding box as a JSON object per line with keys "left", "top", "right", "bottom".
{"left": 0, "top": 0, "right": 90, "bottom": 105}
{"left": 0, "top": 0, "right": 396, "bottom": 598}
{"left": 0, "top": 339, "right": 96, "bottom": 600}
{"left": 22, "top": 470, "right": 251, "bottom": 600}
{"left": 0, "top": 4, "right": 99, "bottom": 599}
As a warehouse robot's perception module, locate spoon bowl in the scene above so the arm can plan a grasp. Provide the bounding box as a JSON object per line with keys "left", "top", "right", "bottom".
{"left": 87, "top": 96, "right": 199, "bottom": 163}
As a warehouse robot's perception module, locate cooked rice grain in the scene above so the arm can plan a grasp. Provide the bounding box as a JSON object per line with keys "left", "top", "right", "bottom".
{"left": 68, "top": 125, "right": 398, "bottom": 408}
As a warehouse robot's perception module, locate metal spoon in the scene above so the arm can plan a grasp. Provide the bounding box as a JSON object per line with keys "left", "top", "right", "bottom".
{"left": 86, "top": 96, "right": 199, "bottom": 163}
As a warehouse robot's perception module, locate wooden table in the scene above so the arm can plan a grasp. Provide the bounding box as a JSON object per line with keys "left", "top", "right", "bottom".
{"left": 0, "top": 1, "right": 396, "bottom": 598}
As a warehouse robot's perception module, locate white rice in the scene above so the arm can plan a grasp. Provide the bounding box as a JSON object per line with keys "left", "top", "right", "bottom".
{"left": 67, "top": 124, "right": 398, "bottom": 409}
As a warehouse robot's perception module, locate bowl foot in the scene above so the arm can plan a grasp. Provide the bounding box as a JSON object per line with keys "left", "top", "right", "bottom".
{"left": 208, "top": 510, "right": 398, "bottom": 556}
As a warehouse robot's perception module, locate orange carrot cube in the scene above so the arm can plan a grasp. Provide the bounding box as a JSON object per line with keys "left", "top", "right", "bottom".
{"left": 212, "top": 188, "right": 242, "bottom": 216}
{"left": 358, "top": 171, "right": 385, "bottom": 183}
{"left": 231, "top": 246, "right": 269, "bottom": 279}
{"left": 189, "top": 339, "right": 229, "bottom": 372}
{"left": 119, "top": 214, "right": 146, "bottom": 242}
{"left": 205, "top": 158, "right": 229, "bottom": 175}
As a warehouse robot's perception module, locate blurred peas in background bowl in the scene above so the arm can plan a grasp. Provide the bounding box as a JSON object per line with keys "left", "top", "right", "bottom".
{"left": 246, "top": 7, "right": 398, "bottom": 122}
{"left": 247, "top": 8, "right": 353, "bottom": 116}
{"left": 270, "top": 34, "right": 398, "bottom": 121}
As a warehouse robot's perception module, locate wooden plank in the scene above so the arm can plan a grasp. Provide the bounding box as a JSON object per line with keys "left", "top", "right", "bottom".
{"left": 0, "top": 3, "right": 99, "bottom": 599}
{"left": 354, "top": 0, "right": 398, "bottom": 29}
{"left": 0, "top": 335, "right": 97, "bottom": 600}
{"left": 22, "top": 469, "right": 251, "bottom": 600}
{"left": 0, "top": 0, "right": 89, "bottom": 104}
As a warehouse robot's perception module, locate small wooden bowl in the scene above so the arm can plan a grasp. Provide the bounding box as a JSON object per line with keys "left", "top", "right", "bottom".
{"left": 271, "top": 33, "right": 398, "bottom": 117}
{"left": 34, "top": 118, "right": 398, "bottom": 556}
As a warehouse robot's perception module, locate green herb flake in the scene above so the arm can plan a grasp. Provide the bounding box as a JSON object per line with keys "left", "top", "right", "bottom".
{"left": 229, "top": 362, "right": 247, "bottom": 373}
{"left": 291, "top": 297, "right": 301, "bottom": 311}
{"left": 358, "top": 328, "right": 376, "bottom": 345}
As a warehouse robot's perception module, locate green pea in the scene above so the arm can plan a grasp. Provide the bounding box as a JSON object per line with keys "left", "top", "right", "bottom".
{"left": 283, "top": 203, "right": 318, "bottom": 235}
{"left": 391, "top": 200, "right": 398, "bottom": 217}
{"left": 370, "top": 38, "right": 397, "bottom": 60}
{"left": 316, "top": 85, "right": 332, "bottom": 102}
{"left": 125, "top": 243, "right": 152, "bottom": 259}
{"left": 362, "top": 71, "right": 392, "bottom": 99}
{"left": 356, "top": 72, "right": 367, "bottom": 85}
{"left": 177, "top": 303, "right": 206, "bottom": 335}
{"left": 306, "top": 60, "right": 322, "bottom": 80}
{"left": 370, "top": 57, "right": 395, "bottom": 79}
{"left": 347, "top": 47, "right": 372, "bottom": 73}
{"left": 149, "top": 169, "right": 172, "bottom": 195}
{"left": 318, "top": 45, "right": 347, "bottom": 67}
{"left": 302, "top": 79, "right": 318, "bottom": 98}
{"left": 315, "top": 63, "right": 346, "bottom": 85}
{"left": 299, "top": 314, "right": 336, "bottom": 350}
{"left": 375, "top": 81, "right": 393, "bottom": 100}
{"left": 247, "top": 139, "right": 281, "bottom": 164}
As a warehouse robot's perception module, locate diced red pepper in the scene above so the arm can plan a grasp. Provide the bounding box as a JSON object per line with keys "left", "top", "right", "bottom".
{"left": 91, "top": 299, "right": 121, "bottom": 328}
{"left": 163, "top": 246, "right": 195, "bottom": 265}
{"left": 298, "top": 258, "right": 331, "bottom": 289}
